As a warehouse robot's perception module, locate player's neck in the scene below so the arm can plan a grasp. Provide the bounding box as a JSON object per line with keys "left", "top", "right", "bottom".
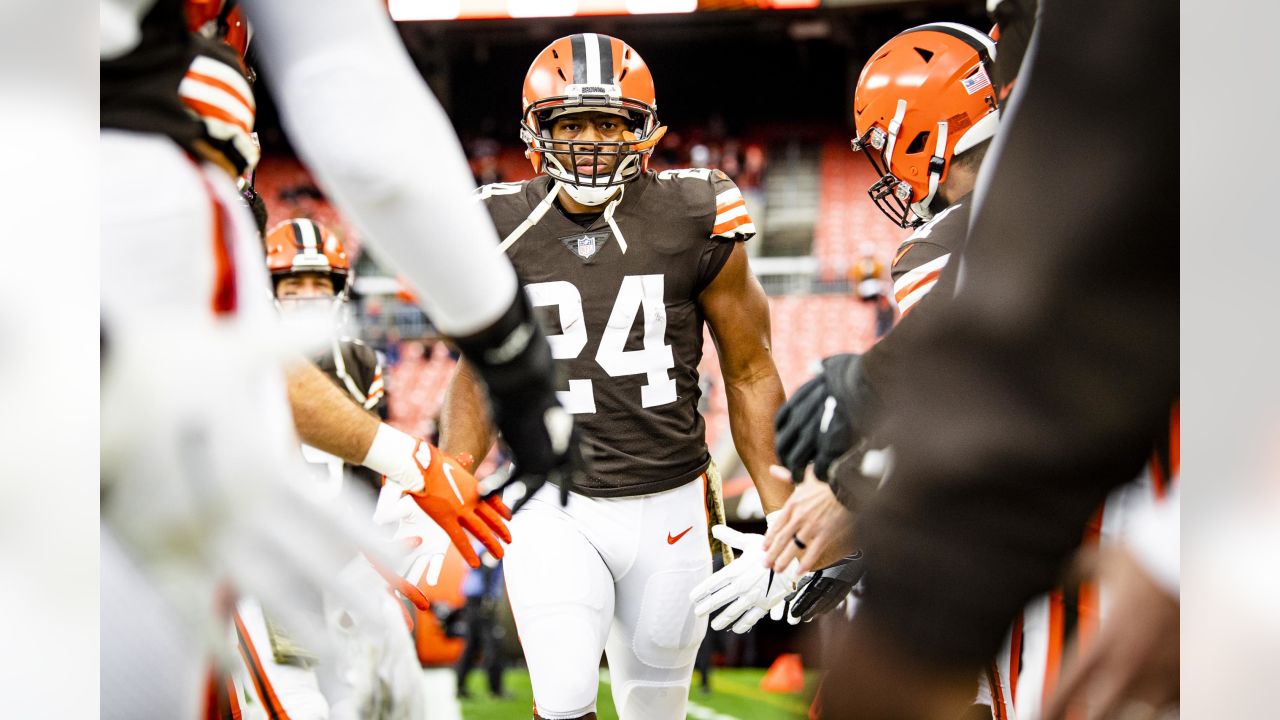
{"left": 938, "top": 171, "right": 976, "bottom": 205}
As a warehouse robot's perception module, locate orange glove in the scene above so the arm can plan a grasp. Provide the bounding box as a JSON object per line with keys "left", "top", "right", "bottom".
{"left": 362, "top": 424, "right": 512, "bottom": 568}
{"left": 400, "top": 440, "right": 512, "bottom": 568}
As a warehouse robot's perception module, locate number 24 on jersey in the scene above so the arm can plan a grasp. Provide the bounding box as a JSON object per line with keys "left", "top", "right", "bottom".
{"left": 525, "top": 274, "right": 675, "bottom": 414}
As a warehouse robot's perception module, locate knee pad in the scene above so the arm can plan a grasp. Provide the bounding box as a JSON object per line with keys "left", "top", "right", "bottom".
{"left": 612, "top": 680, "right": 690, "bottom": 720}
{"left": 631, "top": 567, "right": 708, "bottom": 670}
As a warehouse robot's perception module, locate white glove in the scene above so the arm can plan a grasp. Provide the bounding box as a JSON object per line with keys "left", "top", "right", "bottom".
{"left": 323, "top": 560, "right": 427, "bottom": 720}
{"left": 101, "top": 316, "right": 407, "bottom": 668}
{"left": 689, "top": 518, "right": 801, "bottom": 634}
{"left": 372, "top": 480, "right": 454, "bottom": 589}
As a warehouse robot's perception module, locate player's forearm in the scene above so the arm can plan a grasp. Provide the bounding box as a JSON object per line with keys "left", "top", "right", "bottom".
{"left": 439, "top": 359, "right": 496, "bottom": 473}
{"left": 243, "top": 0, "right": 519, "bottom": 338}
{"left": 724, "top": 367, "right": 790, "bottom": 513}
{"left": 285, "top": 361, "right": 380, "bottom": 464}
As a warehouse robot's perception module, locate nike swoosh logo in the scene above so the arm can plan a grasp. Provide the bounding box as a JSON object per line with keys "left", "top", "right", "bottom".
{"left": 667, "top": 527, "right": 693, "bottom": 545}
{"left": 441, "top": 463, "right": 465, "bottom": 505}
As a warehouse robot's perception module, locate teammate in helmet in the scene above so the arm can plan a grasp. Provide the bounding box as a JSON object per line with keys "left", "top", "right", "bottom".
{"left": 725, "top": 22, "right": 1003, "bottom": 629}
{"left": 441, "top": 33, "right": 791, "bottom": 720}
{"left": 770, "top": 19, "right": 1002, "bottom": 552}
{"left": 266, "top": 218, "right": 388, "bottom": 497}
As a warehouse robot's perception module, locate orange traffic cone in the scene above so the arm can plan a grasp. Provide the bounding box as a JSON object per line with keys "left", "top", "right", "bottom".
{"left": 760, "top": 652, "right": 805, "bottom": 693}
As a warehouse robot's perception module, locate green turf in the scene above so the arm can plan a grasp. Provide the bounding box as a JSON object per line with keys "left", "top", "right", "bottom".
{"left": 458, "top": 667, "right": 818, "bottom": 719}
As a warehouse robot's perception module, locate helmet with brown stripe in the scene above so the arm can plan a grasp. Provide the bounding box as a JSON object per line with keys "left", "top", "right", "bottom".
{"left": 520, "top": 33, "right": 667, "bottom": 206}
{"left": 851, "top": 23, "right": 1000, "bottom": 228}
{"left": 265, "top": 218, "right": 352, "bottom": 308}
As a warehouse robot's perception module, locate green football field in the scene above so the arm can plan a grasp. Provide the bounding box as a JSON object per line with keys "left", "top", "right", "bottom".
{"left": 459, "top": 667, "right": 819, "bottom": 720}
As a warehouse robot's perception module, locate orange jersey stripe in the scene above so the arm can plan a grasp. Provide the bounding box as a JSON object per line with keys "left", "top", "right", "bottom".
{"left": 181, "top": 97, "right": 253, "bottom": 136}
{"left": 209, "top": 191, "right": 236, "bottom": 315}
{"left": 1148, "top": 451, "right": 1167, "bottom": 500}
{"left": 1043, "top": 590, "right": 1066, "bottom": 707}
{"left": 715, "top": 198, "right": 747, "bottom": 216}
{"left": 1077, "top": 508, "right": 1104, "bottom": 652}
{"left": 712, "top": 214, "right": 753, "bottom": 235}
{"left": 893, "top": 244, "right": 914, "bottom": 266}
{"left": 1009, "top": 612, "right": 1023, "bottom": 704}
{"left": 233, "top": 612, "right": 291, "bottom": 720}
{"left": 226, "top": 677, "right": 242, "bottom": 720}
{"left": 988, "top": 661, "right": 1009, "bottom": 720}
{"left": 185, "top": 70, "right": 255, "bottom": 115}
{"left": 894, "top": 269, "right": 941, "bottom": 306}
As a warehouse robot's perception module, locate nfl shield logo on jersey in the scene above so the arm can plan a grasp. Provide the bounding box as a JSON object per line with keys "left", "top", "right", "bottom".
{"left": 559, "top": 230, "right": 610, "bottom": 264}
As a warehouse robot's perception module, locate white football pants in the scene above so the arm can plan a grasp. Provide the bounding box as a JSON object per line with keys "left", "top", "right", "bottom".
{"left": 503, "top": 478, "right": 712, "bottom": 720}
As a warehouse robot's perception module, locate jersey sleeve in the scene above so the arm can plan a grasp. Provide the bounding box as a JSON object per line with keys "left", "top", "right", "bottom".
{"left": 707, "top": 170, "right": 756, "bottom": 241}
{"left": 366, "top": 353, "right": 387, "bottom": 418}
{"left": 890, "top": 241, "right": 951, "bottom": 317}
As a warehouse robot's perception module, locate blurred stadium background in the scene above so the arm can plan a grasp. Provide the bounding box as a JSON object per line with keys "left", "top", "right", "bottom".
{"left": 249, "top": 1, "right": 991, "bottom": 717}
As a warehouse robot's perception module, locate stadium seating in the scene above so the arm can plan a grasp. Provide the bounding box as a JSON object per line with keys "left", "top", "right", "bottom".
{"left": 811, "top": 140, "right": 909, "bottom": 281}
{"left": 254, "top": 156, "right": 363, "bottom": 254}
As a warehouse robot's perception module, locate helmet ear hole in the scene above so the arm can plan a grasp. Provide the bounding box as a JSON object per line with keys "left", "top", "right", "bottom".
{"left": 905, "top": 131, "right": 930, "bottom": 155}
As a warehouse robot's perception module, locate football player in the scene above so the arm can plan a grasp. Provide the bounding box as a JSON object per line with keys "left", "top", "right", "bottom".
{"left": 768, "top": 21, "right": 1002, "bottom": 570}
{"left": 727, "top": 21, "right": 1002, "bottom": 616}
{"left": 229, "top": 217, "right": 431, "bottom": 720}
{"left": 767, "top": 19, "right": 1176, "bottom": 720}
{"left": 101, "top": 0, "right": 573, "bottom": 716}
{"left": 758, "top": 22, "right": 1007, "bottom": 718}
{"left": 440, "top": 34, "right": 791, "bottom": 720}
{"left": 266, "top": 217, "right": 388, "bottom": 498}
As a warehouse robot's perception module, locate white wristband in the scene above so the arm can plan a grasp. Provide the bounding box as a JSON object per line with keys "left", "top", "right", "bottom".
{"left": 361, "top": 423, "right": 424, "bottom": 492}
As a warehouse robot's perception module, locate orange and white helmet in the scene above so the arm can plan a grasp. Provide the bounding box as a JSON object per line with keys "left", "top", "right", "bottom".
{"left": 520, "top": 33, "right": 667, "bottom": 205}
{"left": 265, "top": 218, "right": 352, "bottom": 303}
{"left": 186, "top": 0, "right": 252, "bottom": 69}
{"left": 851, "top": 23, "right": 1000, "bottom": 227}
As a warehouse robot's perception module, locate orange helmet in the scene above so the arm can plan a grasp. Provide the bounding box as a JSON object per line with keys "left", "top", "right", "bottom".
{"left": 265, "top": 218, "right": 351, "bottom": 301}
{"left": 186, "top": 0, "right": 252, "bottom": 69}
{"left": 520, "top": 34, "right": 667, "bottom": 204}
{"left": 851, "top": 23, "right": 1000, "bottom": 227}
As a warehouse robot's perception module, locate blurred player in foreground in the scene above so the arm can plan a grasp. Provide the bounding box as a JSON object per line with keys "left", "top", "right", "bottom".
{"left": 781, "top": 0, "right": 1178, "bottom": 716}
{"left": 101, "top": 0, "right": 579, "bottom": 716}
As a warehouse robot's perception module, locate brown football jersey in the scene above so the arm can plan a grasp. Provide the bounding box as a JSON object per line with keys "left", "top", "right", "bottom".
{"left": 480, "top": 169, "right": 754, "bottom": 497}
{"left": 304, "top": 337, "right": 387, "bottom": 498}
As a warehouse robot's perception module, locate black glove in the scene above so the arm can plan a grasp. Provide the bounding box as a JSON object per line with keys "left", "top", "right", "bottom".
{"left": 774, "top": 353, "right": 864, "bottom": 482}
{"left": 786, "top": 551, "right": 866, "bottom": 623}
{"left": 451, "top": 292, "right": 584, "bottom": 512}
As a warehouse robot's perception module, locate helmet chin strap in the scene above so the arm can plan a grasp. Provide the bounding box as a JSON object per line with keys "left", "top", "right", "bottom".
{"left": 911, "top": 120, "right": 949, "bottom": 222}
{"left": 602, "top": 186, "right": 627, "bottom": 254}
{"left": 496, "top": 180, "right": 631, "bottom": 255}
{"left": 498, "top": 181, "right": 561, "bottom": 253}
{"left": 884, "top": 99, "right": 909, "bottom": 175}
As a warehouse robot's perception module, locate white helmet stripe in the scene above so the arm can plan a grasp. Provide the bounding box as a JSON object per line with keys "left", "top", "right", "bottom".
{"left": 912, "top": 22, "right": 998, "bottom": 60}
{"left": 583, "top": 33, "right": 602, "bottom": 85}
{"left": 299, "top": 220, "right": 319, "bottom": 251}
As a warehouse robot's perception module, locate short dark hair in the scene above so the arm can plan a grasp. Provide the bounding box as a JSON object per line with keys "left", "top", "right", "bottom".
{"left": 952, "top": 138, "right": 992, "bottom": 174}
